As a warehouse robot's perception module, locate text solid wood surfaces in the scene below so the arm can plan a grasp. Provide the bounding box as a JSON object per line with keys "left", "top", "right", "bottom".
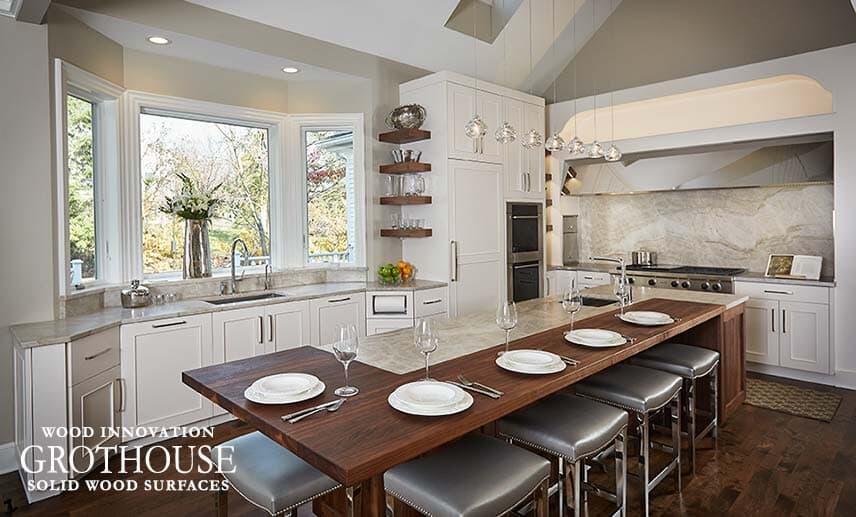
{"left": 378, "top": 128, "right": 431, "bottom": 144}
{"left": 183, "top": 298, "right": 729, "bottom": 490}
{"left": 378, "top": 162, "right": 431, "bottom": 174}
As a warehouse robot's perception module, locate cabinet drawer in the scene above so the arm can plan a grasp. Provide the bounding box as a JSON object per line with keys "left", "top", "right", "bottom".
{"left": 414, "top": 287, "right": 448, "bottom": 318}
{"left": 70, "top": 327, "right": 120, "bottom": 385}
{"left": 366, "top": 291, "right": 413, "bottom": 319}
{"left": 367, "top": 319, "right": 413, "bottom": 336}
{"left": 735, "top": 281, "right": 830, "bottom": 305}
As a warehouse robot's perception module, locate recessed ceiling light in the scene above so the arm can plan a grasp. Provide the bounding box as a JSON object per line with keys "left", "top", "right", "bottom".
{"left": 147, "top": 36, "right": 171, "bottom": 45}
{"left": 281, "top": 67, "right": 300, "bottom": 74}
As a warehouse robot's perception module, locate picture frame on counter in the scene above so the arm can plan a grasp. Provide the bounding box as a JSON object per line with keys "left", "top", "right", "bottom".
{"left": 765, "top": 254, "right": 823, "bottom": 280}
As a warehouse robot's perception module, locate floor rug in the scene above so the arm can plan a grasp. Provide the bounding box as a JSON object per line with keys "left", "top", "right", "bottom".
{"left": 745, "top": 377, "right": 841, "bottom": 422}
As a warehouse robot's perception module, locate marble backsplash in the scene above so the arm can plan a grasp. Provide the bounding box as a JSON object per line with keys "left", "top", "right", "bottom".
{"left": 577, "top": 184, "right": 834, "bottom": 277}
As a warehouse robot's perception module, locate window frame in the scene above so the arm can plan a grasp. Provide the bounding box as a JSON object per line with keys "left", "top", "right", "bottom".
{"left": 54, "top": 60, "right": 123, "bottom": 296}
{"left": 288, "top": 114, "right": 366, "bottom": 268}
{"left": 124, "top": 91, "right": 288, "bottom": 280}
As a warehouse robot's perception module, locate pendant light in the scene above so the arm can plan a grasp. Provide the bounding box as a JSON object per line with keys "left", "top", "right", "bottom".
{"left": 587, "top": 0, "right": 602, "bottom": 159}
{"left": 495, "top": 0, "right": 518, "bottom": 144}
{"left": 566, "top": 0, "right": 585, "bottom": 155}
{"left": 603, "top": 0, "right": 622, "bottom": 162}
{"left": 544, "top": 0, "right": 565, "bottom": 152}
{"left": 465, "top": 4, "right": 488, "bottom": 142}
{"left": 522, "top": 0, "right": 543, "bottom": 149}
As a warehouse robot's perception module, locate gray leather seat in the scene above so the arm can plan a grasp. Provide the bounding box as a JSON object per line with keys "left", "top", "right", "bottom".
{"left": 633, "top": 343, "right": 720, "bottom": 379}
{"left": 498, "top": 394, "right": 627, "bottom": 461}
{"left": 215, "top": 432, "right": 340, "bottom": 515}
{"left": 574, "top": 364, "right": 682, "bottom": 413}
{"left": 384, "top": 434, "right": 550, "bottom": 517}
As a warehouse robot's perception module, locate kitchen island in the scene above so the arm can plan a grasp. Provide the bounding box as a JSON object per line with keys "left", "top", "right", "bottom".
{"left": 184, "top": 287, "right": 746, "bottom": 517}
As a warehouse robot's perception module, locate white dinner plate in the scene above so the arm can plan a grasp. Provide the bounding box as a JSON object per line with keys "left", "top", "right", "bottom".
{"left": 496, "top": 353, "right": 567, "bottom": 375}
{"left": 244, "top": 379, "right": 326, "bottom": 405}
{"left": 569, "top": 328, "right": 624, "bottom": 343}
{"left": 503, "top": 349, "right": 561, "bottom": 369}
{"left": 393, "top": 381, "right": 461, "bottom": 409}
{"left": 619, "top": 311, "right": 675, "bottom": 326}
{"left": 388, "top": 385, "right": 473, "bottom": 416}
{"left": 252, "top": 373, "right": 319, "bottom": 398}
{"left": 564, "top": 329, "right": 627, "bottom": 348}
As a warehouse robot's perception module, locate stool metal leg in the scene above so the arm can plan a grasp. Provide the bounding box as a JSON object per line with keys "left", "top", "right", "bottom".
{"left": 572, "top": 460, "right": 583, "bottom": 517}
{"left": 639, "top": 412, "right": 650, "bottom": 516}
{"left": 615, "top": 428, "right": 627, "bottom": 517}
{"left": 671, "top": 392, "right": 682, "bottom": 494}
{"left": 535, "top": 477, "right": 550, "bottom": 517}
{"left": 557, "top": 456, "right": 567, "bottom": 517}
{"left": 345, "top": 486, "right": 357, "bottom": 517}
{"left": 711, "top": 366, "right": 719, "bottom": 445}
{"left": 686, "top": 378, "right": 696, "bottom": 476}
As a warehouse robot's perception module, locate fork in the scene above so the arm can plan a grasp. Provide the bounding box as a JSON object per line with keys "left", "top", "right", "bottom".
{"left": 457, "top": 374, "right": 504, "bottom": 396}
{"left": 287, "top": 399, "right": 345, "bottom": 424}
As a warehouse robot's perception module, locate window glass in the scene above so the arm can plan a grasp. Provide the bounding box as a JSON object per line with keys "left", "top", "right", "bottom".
{"left": 67, "top": 95, "right": 97, "bottom": 282}
{"left": 304, "top": 129, "right": 355, "bottom": 264}
{"left": 140, "top": 113, "right": 270, "bottom": 276}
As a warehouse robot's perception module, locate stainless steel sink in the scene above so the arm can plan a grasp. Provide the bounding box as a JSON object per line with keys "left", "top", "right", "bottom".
{"left": 204, "top": 293, "right": 286, "bottom": 305}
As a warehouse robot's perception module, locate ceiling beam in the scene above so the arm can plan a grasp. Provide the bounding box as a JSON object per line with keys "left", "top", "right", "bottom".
{"left": 16, "top": 0, "right": 51, "bottom": 23}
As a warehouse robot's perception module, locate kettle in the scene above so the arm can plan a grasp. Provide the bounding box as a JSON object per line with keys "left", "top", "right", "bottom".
{"left": 121, "top": 280, "right": 151, "bottom": 308}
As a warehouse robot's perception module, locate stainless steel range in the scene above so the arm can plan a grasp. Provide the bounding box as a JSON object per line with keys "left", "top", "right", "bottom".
{"left": 612, "top": 265, "right": 746, "bottom": 294}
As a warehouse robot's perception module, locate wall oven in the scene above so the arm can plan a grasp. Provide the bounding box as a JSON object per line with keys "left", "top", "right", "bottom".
{"left": 507, "top": 203, "right": 543, "bottom": 302}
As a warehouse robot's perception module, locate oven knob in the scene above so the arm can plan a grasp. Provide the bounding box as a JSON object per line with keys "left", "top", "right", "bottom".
{"left": 671, "top": 280, "right": 679, "bottom": 288}
{"left": 681, "top": 281, "right": 691, "bottom": 289}
{"left": 712, "top": 282, "right": 723, "bottom": 292}
{"left": 648, "top": 279, "right": 657, "bottom": 286}
{"left": 701, "top": 282, "right": 710, "bottom": 290}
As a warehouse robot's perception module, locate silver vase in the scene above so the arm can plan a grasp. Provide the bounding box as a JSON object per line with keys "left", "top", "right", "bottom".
{"left": 183, "top": 219, "right": 212, "bottom": 279}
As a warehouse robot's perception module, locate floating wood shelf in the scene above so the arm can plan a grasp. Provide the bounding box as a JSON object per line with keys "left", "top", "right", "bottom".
{"left": 379, "top": 128, "right": 431, "bottom": 144}
{"left": 379, "top": 162, "right": 432, "bottom": 174}
{"left": 379, "top": 196, "right": 432, "bottom": 205}
{"left": 380, "top": 228, "right": 433, "bottom": 238}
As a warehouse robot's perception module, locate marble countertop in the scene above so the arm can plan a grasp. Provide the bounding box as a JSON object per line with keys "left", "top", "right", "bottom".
{"left": 11, "top": 280, "right": 448, "bottom": 349}
{"left": 548, "top": 262, "right": 616, "bottom": 273}
{"left": 314, "top": 285, "right": 748, "bottom": 375}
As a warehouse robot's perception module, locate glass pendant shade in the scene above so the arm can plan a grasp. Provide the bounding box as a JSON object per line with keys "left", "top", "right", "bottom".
{"left": 544, "top": 133, "right": 566, "bottom": 152}
{"left": 567, "top": 136, "right": 586, "bottom": 155}
{"left": 495, "top": 121, "right": 518, "bottom": 144}
{"left": 604, "top": 144, "right": 622, "bottom": 162}
{"left": 587, "top": 140, "right": 604, "bottom": 158}
{"left": 464, "top": 115, "right": 488, "bottom": 139}
{"left": 521, "top": 129, "right": 543, "bottom": 149}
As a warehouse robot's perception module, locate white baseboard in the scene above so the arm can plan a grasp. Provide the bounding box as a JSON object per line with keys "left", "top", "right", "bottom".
{"left": 747, "top": 363, "right": 856, "bottom": 390}
{"left": 0, "top": 441, "right": 16, "bottom": 475}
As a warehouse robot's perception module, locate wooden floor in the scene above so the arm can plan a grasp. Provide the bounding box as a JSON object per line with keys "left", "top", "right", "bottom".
{"left": 2, "top": 373, "right": 854, "bottom": 516}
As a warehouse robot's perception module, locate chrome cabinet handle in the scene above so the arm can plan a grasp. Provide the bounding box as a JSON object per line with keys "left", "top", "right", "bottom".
{"left": 764, "top": 289, "right": 793, "bottom": 295}
{"left": 258, "top": 316, "right": 264, "bottom": 344}
{"left": 771, "top": 308, "right": 775, "bottom": 333}
{"left": 268, "top": 314, "right": 274, "bottom": 343}
{"left": 520, "top": 172, "right": 526, "bottom": 191}
{"left": 116, "top": 378, "right": 126, "bottom": 413}
{"left": 328, "top": 297, "right": 352, "bottom": 304}
{"left": 450, "top": 240, "right": 458, "bottom": 282}
{"left": 526, "top": 173, "right": 531, "bottom": 192}
{"left": 423, "top": 299, "right": 442, "bottom": 305}
{"left": 152, "top": 320, "right": 187, "bottom": 329}
{"left": 782, "top": 309, "right": 786, "bottom": 334}
{"left": 84, "top": 348, "right": 112, "bottom": 361}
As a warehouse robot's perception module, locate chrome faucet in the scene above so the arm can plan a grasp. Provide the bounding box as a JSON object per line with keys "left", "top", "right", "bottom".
{"left": 229, "top": 238, "right": 250, "bottom": 294}
{"left": 263, "top": 263, "right": 273, "bottom": 291}
{"left": 590, "top": 256, "right": 633, "bottom": 313}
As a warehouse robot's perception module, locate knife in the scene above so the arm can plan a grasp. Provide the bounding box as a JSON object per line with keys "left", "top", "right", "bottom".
{"left": 446, "top": 381, "right": 501, "bottom": 399}
{"left": 281, "top": 400, "right": 341, "bottom": 421}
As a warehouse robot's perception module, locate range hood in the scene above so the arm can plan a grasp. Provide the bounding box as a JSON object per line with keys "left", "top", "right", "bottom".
{"left": 562, "top": 133, "right": 833, "bottom": 196}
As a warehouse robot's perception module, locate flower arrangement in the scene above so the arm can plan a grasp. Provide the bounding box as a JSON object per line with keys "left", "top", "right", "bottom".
{"left": 160, "top": 173, "right": 222, "bottom": 220}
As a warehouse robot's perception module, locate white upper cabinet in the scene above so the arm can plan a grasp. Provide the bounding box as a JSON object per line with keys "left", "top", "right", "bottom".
{"left": 502, "top": 98, "right": 545, "bottom": 200}
{"left": 447, "top": 83, "right": 502, "bottom": 164}
{"left": 523, "top": 102, "right": 545, "bottom": 198}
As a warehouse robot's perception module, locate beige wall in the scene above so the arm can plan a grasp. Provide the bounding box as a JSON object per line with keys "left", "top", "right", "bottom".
{"left": 0, "top": 18, "right": 55, "bottom": 445}
{"left": 47, "top": 5, "right": 124, "bottom": 86}
{"left": 548, "top": 0, "right": 856, "bottom": 102}
{"left": 123, "top": 49, "right": 289, "bottom": 113}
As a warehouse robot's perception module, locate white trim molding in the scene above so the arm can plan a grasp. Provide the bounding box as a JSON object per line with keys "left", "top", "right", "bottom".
{"left": 0, "top": 441, "right": 16, "bottom": 475}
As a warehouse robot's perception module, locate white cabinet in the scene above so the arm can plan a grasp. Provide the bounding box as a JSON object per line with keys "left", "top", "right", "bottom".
{"left": 447, "top": 83, "right": 502, "bottom": 164}
{"left": 522, "top": 102, "right": 545, "bottom": 198}
{"left": 502, "top": 97, "right": 545, "bottom": 200}
{"left": 367, "top": 319, "right": 413, "bottom": 336}
{"left": 546, "top": 269, "right": 576, "bottom": 295}
{"left": 310, "top": 293, "right": 366, "bottom": 346}
{"left": 414, "top": 287, "right": 449, "bottom": 318}
{"left": 69, "top": 366, "right": 121, "bottom": 476}
{"left": 120, "top": 314, "right": 214, "bottom": 432}
{"left": 449, "top": 160, "right": 504, "bottom": 317}
{"left": 269, "top": 300, "right": 312, "bottom": 352}
{"left": 736, "top": 281, "right": 833, "bottom": 375}
{"left": 577, "top": 270, "right": 612, "bottom": 290}
{"left": 213, "top": 306, "right": 271, "bottom": 365}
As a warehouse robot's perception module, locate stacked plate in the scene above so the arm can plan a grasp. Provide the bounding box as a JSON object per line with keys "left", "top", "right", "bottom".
{"left": 496, "top": 349, "right": 567, "bottom": 374}
{"left": 244, "top": 373, "right": 325, "bottom": 405}
{"left": 565, "top": 329, "right": 627, "bottom": 348}
{"left": 619, "top": 311, "right": 675, "bottom": 326}
{"left": 388, "top": 381, "right": 473, "bottom": 416}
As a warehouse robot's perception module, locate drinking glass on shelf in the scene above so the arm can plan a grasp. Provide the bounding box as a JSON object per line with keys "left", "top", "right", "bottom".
{"left": 561, "top": 288, "right": 583, "bottom": 335}
{"left": 390, "top": 214, "right": 401, "bottom": 229}
{"left": 332, "top": 324, "right": 359, "bottom": 397}
{"left": 496, "top": 300, "right": 518, "bottom": 355}
{"left": 414, "top": 318, "right": 439, "bottom": 380}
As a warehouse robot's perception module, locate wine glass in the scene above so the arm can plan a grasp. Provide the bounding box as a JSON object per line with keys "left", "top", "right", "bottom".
{"left": 332, "top": 325, "right": 359, "bottom": 397}
{"left": 414, "top": 318, "right": 439, "bottom": 381}
{"left": 561, "top": 289, "right": 583, "bottom": 335}
{"left": 496, "top": 300, "right": 518, "bottom": 355}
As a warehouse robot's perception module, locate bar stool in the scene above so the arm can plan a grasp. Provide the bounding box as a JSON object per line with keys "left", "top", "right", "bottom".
{"left": 498, "top": 394, "right": 628, "bottom": 517}
{"left": 574, "top": 364, "right": 682, "bottom": 516}
{"left": 213, "top": 431, "right": 340, "bottom": 517}
{"left": 632, "top": 342, "right": 720, "bottom": 475}
{"left": 384, "top": 433, "right": 551, "bottom": 517}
